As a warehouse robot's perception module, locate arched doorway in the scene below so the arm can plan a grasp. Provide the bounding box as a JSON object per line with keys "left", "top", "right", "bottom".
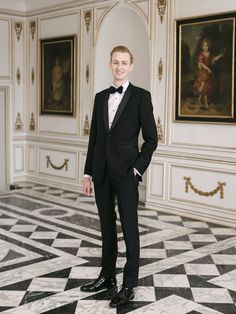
{"left": 94, "top": 4, "right": 150, "bottom": 200}
{"left": 0, "top": 87, "right": 10, "bottom": 191}
{"left": 94, "top": 4, "right": 150, "bottom": 93}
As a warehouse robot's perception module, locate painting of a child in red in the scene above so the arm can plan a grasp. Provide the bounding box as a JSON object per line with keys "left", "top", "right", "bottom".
{"left": 175, "top": 12, "right": 236, "bottom": 123}
{"left": 193, "top": 38, "right": 224, "bottom": 110}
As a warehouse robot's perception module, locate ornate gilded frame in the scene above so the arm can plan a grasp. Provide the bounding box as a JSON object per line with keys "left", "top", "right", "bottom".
{"left": 175, "top": 12, "right": 236, "bottom": 123}
{"left": 40, "top": 35, "right": 76, "bottom": 116}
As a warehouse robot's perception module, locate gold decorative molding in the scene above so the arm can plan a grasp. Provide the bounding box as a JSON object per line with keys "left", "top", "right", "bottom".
{"left": 83, "top": 114, "right": 90, "bottom": 136}
{"left": 157, "top": 117, "right": 163, "bottom": 141}
{"left": 29, "top": 112, "right": 35, "bottom": 131}
{"left": 31, "top": 68, "right": 35, "bottom": 84}
{"left": 16, "top": 67, "right": 21, "bottom": 85}
{"left": 184, "top": 177, "right": 226, "bottom": 199}
{"left": 158, "top": 58, "right": 163, "bottom": 81}
{"left": 157, "top": 0, "right": 167, "bottom": 23}
{"left": 84, "top": 10, "right": 91, "bottom": 32}
{"left": 15, "top": 112, "right": 23, "bottom": 130}
{"left": 14, "top": 22, "right": 23, "bottom": 41}
{"left": 86, "top": 64, "right": 89, "bottom": 83}
{"left": 30, "top": 21, "right": 36, "bottom": 40}
{"left": 46, "top": 156, "right": 69, "bottom": 171}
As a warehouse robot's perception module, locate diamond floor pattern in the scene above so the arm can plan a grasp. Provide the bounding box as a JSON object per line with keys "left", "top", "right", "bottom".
{"left": 0, "top": 182, "right": 235, "bottom": 313}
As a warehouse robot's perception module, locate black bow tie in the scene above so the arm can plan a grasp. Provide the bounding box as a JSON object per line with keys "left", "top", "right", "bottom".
{"left": 109, "top": 85, "right": 123, "bottom": 94}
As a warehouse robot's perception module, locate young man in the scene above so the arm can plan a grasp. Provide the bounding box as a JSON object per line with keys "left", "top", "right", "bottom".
{"left": 81, "top": 46, "right": 157, "bottom": 307}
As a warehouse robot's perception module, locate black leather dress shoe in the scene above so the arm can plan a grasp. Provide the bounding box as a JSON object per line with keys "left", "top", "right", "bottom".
{"left": 109, "top": 287, "right": 134, "bottom": 307}
{"left": 80, "top": 276, "right": 116, "bottom": 292}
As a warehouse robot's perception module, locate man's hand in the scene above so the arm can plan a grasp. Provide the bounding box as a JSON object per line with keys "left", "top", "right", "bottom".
{"left": 83, "top": 177, "right": 92, "bottom": 196}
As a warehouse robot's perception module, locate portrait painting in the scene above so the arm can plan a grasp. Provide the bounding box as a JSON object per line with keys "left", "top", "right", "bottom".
{"left": 40, "top": 35, "right": 76, "bottom": 116}
{"left": 175, "top": 12, "right": 236, "bottom": 123}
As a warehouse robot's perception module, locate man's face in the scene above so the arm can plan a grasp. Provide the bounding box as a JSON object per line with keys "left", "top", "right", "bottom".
{"left": 109, "top": 51, "right": 133, "bottom": 84}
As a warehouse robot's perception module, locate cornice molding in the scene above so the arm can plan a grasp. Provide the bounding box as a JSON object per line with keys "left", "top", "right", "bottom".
{"left": 0, "top": 9, "right": 27, "bottom": 18}
{"left": 13, "top": 134, "right": 89, "bottom": 147}
{"left": 127, "top": 0, "right": 149, "bottom": 27}
{"left": 0, "top": 0, "right": 106, "bottom": 17}
{"left": 153, "top": 149, "right": 236, "bottom": 166}
{"left": 94, "top": 2, "right": 118, "bottom": 45}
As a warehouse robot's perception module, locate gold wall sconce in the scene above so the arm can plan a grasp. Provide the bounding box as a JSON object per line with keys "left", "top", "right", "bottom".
{"left": 16, "top": 68, "right": 21, "bottom": 85}
{"left": 158, "top": 58, "right": 163, "bottom": 82}
{"left": 157, "top": 0, "right": 167, "bottom": 23}
{"left": 15, "top": 22, "right": 23, "bottom": 41}
{"left": 29, "top": 112, "right": 35, "bottom": 131}
{"left": 157, "top": 117, "right": 163, "bottom": 141}
{"left": 15, "top": 112, "right": 23, "bottom": 130}
{"left": 86, "top": 65, "right": 89, "bottom": 83}
{"left": 31, "top": 68, "right": 35, "bottom": 84}
{"left": 83, "top": 114, "right": 90, "bottom": 136}
{"left": 84, "top": 10, "right": 91, "bottom": 32}
{"left": 30, "top": 21, "right": 36, "bottom": 40}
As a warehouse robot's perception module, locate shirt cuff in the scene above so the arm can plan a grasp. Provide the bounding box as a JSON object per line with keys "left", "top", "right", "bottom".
{"left": 133, "top": 168, "right": 141, "bottom": 177}
{"left": 84, "top": 174, "right": 91, "bottom": 178}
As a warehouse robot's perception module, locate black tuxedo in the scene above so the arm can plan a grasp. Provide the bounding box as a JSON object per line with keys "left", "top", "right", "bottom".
{"left": 84, "top": 82, "right": 157, "bottom": 288}
{"left": 84, "top": 83, "right": 157, "bottom": 182}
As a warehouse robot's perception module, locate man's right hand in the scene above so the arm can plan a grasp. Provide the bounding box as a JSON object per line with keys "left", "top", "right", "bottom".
{"left": 83, "top": 177, "right": 92, "bottom": 196}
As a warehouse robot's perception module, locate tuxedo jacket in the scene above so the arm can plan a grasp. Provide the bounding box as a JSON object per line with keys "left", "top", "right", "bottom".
{"left": 84, "top": 83, "right": 158, "bottom": 183}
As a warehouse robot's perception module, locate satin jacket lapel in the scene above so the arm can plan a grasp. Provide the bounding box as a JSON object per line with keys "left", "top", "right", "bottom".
{"left": 109, "top": 84, "right": 133, "bottom": 133}
{"left": 103, "top": 91, "right": 110, "bottom": 133}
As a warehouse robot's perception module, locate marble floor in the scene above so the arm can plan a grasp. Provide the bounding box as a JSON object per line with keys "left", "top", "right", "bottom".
{"left": 0, "top": 182, "right": 235, "bottom": 314}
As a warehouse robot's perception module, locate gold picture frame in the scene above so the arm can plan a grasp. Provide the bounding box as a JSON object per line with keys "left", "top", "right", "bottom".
{"left": 40, "top": 35, "right": 76, "bottom": 116}
{"left": 175, "top": 12, "right": 236, "bottom": 123}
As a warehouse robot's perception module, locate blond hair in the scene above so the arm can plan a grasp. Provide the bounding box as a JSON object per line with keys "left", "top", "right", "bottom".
{"left": 110, "top": 46, "right": 134, "bottom": 64}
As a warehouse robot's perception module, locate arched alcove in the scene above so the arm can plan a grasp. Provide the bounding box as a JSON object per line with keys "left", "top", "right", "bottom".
{"left": 94, "top": 5, "right": 150, "bottom": 93}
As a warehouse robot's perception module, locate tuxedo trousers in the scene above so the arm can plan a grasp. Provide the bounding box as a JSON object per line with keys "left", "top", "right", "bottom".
{"left": 94, "top": 169, "right": 140, "bottom": 288}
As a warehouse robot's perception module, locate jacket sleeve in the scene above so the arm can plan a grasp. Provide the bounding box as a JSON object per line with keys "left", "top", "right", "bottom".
{"left": 133, "top": 90, "right": 158, "bottom": 175}
{"left": 84, "top": 95, "right": 98, "bottom": 176}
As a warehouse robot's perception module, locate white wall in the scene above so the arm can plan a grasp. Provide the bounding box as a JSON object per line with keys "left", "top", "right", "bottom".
{"left": 95, "top": 4, "right": 150, "bottom": 93}
{"left": 176, "top": 0, "right": 236, "bottom": 18}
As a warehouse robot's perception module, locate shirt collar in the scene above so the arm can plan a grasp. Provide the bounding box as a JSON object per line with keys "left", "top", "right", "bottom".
{"left": 111, "top": 80, "right": 129, "bottom": 94}
{"left": 122, "top": 80, "right": 129, "bottom": 93}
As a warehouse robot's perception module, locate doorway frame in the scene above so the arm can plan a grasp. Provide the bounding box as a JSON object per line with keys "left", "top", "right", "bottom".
{"left": 0, "top": 86, "right": 10, "bottom": 186}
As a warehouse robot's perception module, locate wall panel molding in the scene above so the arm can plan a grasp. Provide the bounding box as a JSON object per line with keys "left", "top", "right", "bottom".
{"left": 127, "top": 0, "right": 150, "bottom": 36}
{"left": 38, "top": 146, "right": 78, "bottom": 181}
{"left": 93, "top": 2, "right": 117, "bottom": 45}
{"left": 27, "top": 145, "right": 36, "bottom": 173}
{"left": 0, "top": 86, "right": 10, "bottom": 185}
{"left": 14, "top": 145, "right": 24, "bottom": 172}
{"left": 169, "top": 163, "right": 236, "bottom": 211}
{"left": 0, "top": 18, "right": 11, "bottom": 80}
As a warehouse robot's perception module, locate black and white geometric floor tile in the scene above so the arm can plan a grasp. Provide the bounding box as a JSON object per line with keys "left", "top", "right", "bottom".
{"left": 0, "top": 182, "right": 235, "bottom": 313}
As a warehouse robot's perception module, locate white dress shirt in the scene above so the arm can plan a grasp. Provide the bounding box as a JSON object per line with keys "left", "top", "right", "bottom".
{"left": 108, "top": 80, "right": 129, "bottom": 128}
